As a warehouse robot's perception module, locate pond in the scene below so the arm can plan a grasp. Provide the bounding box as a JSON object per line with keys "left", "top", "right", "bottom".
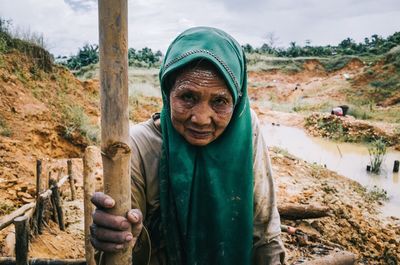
{"left": 262, "top": 123, "right": 400, "bottom": 218}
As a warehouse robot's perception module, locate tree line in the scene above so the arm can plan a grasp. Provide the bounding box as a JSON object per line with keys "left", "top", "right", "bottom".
{"left": 57, "top": 44, "right": 163, "bottom": 70}
{"left": 242, "top": 32, "right": 400, "bottom": 57}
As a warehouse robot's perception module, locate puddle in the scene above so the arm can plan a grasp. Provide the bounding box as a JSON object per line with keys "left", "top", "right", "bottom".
{"left": 262, "top": 123, "right": 400, "bottom": 218}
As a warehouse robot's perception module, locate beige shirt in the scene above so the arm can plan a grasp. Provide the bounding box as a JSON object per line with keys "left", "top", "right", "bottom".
{"left": 129, "top": 109, "right": 285, "bottom": 265}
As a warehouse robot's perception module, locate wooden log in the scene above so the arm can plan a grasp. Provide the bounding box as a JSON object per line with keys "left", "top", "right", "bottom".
{"left": 36, "top": 160, "right": 42, "bottom": 199}
{"left": 0, "top": 258, "right": 86, "bottom": 265}
{"left": 278, "top": 204, "right": 331, "bottom": 220}
{"left": 99, "top": 0, "right": 132, "bottom": 264}
{"left": 67, "top": 160, "right": 76, "bottom": 201}
{"left": 302, "top": 251, "right": 356, "bottom": 265}
{"left": 50, "top": 182, "right": 64, "bottom": 230}
{"left": 0, "top": 203, "right": 35, "bottom": 231}
{"left": 14, "top": 215, "right": 29, "bottom": 265}
{"left": 83, "top": 147, "right": 97, "bottom": 265}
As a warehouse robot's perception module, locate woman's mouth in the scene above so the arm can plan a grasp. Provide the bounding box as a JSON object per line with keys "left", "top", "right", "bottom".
{"left": 186, "top": 128, "right": 213, "bottom": 139}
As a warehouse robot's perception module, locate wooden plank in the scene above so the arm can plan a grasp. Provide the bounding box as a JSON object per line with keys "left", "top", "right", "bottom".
{"left": 0, "top": 203, "right": 35, "bottom": 231}
{"left": 98, "top": 0, "right": 132, "bottom": 264}
{"left": 83, "top": 147, "right": 97, "bottom": 265}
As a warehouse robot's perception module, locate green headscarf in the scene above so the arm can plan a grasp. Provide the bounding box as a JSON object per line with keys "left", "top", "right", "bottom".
{"left": 159, "top": 27, "right": 253, "bottom": 265}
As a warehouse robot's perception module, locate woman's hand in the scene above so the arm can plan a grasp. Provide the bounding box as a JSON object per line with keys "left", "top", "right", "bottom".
{"left": 90, "top": 192, "right": 143, "bottom": 252}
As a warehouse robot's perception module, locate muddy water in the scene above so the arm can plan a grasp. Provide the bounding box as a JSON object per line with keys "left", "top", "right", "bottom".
{"left": 262, "top": 123, "right": 400, "bottom": 218}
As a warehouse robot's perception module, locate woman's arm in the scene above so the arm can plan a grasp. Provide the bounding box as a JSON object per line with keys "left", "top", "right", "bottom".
{"left": 251, "top": 109, "right": 286, "bottom": 264}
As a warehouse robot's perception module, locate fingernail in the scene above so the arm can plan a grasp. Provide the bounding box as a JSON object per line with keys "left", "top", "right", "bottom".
{"left": 131, "top": 213, "right": 139, "bottom": 222}
{"left": 104, "top": 198, "right": 114, "bottom": 207}
{"left": 125, "top": 234, "right": 133, "bottom": 241}
{"left": 115, "top": 244, "right": 124, "bottom": 250}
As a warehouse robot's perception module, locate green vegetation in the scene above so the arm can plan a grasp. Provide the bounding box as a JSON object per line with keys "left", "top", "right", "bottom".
{"left": 0, "top": 114, "right": 12, "bottom": 137}
{"left": 368, "top": 138, "right": 387, "bottom": 173}
{"left": 61, "top": 44, "right": 98, "bottom": 70}
{"left": 58, "top": 45, "right": 163, "bottom": 72}
{"left": 0, "top": 18, "right": 52, "bottom": 72}
{"left": 243, "top": 32, "right": 400, "bottom": 58}
{"left": 61, "top": 105, "right": 100, "bottom": 144}
{"left": 0, "top": 201, "right": 16, "bottom": 215}
{"left": 366, "top": 185, "right": 389, "bottom": 201}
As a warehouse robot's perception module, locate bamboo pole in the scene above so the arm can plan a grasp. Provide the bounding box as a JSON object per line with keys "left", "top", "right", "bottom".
{"left": 67, "top": 160, "right": 76, "bottom": 200}
{"left": 99, "top": 0, "right": 132, "bottom": 264}
{"left": 83, "top": 147, "right": 97, "bottom": 265}
{"left": 14, "top": 216, "right": 29, "bottom": 265}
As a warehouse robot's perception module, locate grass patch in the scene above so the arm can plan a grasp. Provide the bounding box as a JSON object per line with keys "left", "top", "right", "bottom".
{"left": 368, "top": 138, "right": 387, "bottom": 173}
{"left": 0, "top": 115, "right": 12, "bottom": 137}
{"left": 365, "top": 185, "right": 389, "bottom": 202}
{"left": 321, "top": 56, "right": 352, "bottom": 72}
{"left": 0, "top": 201, "right": 16, "bottom": 215}
{"left": 61, "top": 105, "right": 99, "bottom": 144}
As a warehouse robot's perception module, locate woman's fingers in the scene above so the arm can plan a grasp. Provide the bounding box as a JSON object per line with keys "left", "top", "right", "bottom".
{"left": 127, "top": 209, "right": 143, "bottom": 237}
{"left": 90, "top": 224, "right": 133, "bottom": 244}
{"left": 92, "top": 209, "right": 131, "bottom": 231}
{"left": 90, "top": 237, "right": 127, "bottom": 253}
{"left": 91, "top": 192, "right": 115, "bottom": 209}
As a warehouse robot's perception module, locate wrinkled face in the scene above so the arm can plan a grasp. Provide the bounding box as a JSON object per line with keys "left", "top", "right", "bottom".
{"left": 169, "top": 63, "right": 234, "bottom": 146}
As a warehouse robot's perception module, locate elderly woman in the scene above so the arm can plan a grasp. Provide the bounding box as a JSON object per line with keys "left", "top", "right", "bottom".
{"left": 91, "top": 27, "right": 285, "bottom": 265}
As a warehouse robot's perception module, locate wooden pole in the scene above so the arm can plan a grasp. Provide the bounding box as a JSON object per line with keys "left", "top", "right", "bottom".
{"left": 99, "top": 0, "right": 132, "bottom": 264}
{"left": 67, "top": 160, "right": 76, "bottom": 200}
{"left": 83, "top": 147, "right": 97, "bottom": 265}
{"left": 14, "top": 216, "right": 29, "bottom": 265}
{"left": 36, "top": 160, "right": 42, "bottom": 199}
{"left": 50, "top": 181, "right": 64, "bottom": 231}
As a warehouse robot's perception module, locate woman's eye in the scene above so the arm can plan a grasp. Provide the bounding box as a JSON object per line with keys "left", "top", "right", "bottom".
{"left": 180, "top": 93, "right": 196, "bottom": 103}
{"left": 213, "top": 97, "right": 228, "bottom": 106}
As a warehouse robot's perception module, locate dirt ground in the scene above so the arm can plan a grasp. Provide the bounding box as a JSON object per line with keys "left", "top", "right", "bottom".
{"left": 1, "top": 51, "right": 399, "bottom": 264}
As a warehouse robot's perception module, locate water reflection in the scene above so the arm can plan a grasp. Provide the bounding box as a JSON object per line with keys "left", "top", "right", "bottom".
{"left": 262, "top": 123, "right": 400, "bottom": 218}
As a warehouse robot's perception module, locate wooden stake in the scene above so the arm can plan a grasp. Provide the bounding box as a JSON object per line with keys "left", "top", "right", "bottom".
{"left": 50, "top": 182, "right": 64, "bottom": 231}
{"left": 14, "top": 216, "right": 29, "bottom": 265}
{"left": 394, "top": 160, "right": 399, "bottom": 173}
{"left": 36, "top": 160, "right": 42, "bottom": 199}
{"left": 67, "top": 160, "right": 76, "bottom": 200}
{"left": 83, "top": 147, "right": 97, "bottom": 265}
{"left": 99, "top": 0, "right": 132, "bottom": 264}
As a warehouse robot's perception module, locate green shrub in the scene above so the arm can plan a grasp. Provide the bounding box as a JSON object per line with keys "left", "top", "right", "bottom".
{"left": 0, "top": 115, "right": 12, "bottom": 137}
{"left": 62, "top": 105, "right": 99, "bottom": 144}
{"left": 368, "top": 138, "right": 387, "bottom": 173}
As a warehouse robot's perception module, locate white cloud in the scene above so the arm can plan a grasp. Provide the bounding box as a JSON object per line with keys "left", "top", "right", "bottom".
{"left": 0, "top": 0, "right": 399, "bottom": 56}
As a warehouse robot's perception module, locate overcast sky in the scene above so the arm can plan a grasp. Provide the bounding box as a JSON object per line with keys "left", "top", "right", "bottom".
{"left": 1, "top": 0, "right": 399, "bottom": 56}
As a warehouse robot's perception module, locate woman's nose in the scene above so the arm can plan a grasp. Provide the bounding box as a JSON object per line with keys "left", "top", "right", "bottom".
{"left": 190, "top": 103, "right": 212, "bottom": 126}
